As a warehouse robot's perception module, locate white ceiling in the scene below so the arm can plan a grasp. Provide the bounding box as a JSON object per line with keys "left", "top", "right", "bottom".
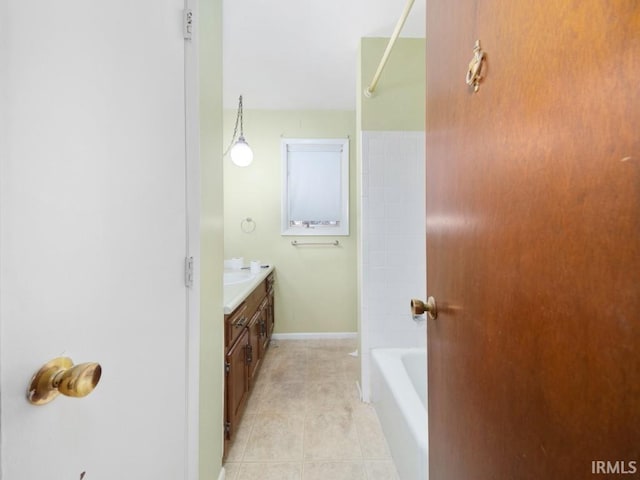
{"left": 222, "top": 0, "right": 426, "bottom": 110}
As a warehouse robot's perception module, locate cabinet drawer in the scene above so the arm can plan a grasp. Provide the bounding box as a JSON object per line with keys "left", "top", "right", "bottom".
{"left": 244, "top": 280, "right": 267, "bottom": 315}
{"left": 225, "top": 303, "right": 249, "bottom": 349}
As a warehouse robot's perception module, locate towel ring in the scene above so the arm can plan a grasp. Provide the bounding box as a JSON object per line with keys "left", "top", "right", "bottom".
{"left": 241, "top": 217, "right": 256, "bottom": 233}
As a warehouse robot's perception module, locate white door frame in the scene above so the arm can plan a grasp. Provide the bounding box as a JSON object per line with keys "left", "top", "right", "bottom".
{"left": 184, "top": 0, "right": 201, "bottom": 479}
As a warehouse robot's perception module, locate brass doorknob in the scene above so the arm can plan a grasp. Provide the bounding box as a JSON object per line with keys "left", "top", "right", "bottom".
{"left": 27, "top": 357, "right": 102, "bottom": 405}
{"left": 411, "top": 297, "right": 438, "bottom": 320}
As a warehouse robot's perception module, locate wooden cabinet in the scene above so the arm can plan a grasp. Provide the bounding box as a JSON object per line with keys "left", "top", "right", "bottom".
{"left": 266, "top": 274, "right": 275, "bottom": 339}
{"left": 224, "top": 328, "right": 249, "bottom": 440}
{"left": 247, "top": 310, "right": 262, "bottom": 386}
{"left": 223, "top": 272, "right": 275, "bottom": 456}
{"left": 258, "top": 298, "right": 270, "bottom": 357}
{"left": 225, "top": 303, "right": 248, "bottom": 350}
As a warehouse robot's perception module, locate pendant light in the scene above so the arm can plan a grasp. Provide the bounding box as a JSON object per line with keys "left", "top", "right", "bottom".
{"left": 226, "top": 95, "right": 253, "bottom": 167}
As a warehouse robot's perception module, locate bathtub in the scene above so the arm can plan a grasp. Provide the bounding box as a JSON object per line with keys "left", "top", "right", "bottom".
{"left": 371, "top": 348, "right": 428, "bottom": 480}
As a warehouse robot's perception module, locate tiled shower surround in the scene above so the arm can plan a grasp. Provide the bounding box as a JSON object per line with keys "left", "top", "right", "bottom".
{"left": 223, "top": 339, "right": 400, "bottom": 480}
{"left": 360, "top": 131, "right": 427, "bottom": 401}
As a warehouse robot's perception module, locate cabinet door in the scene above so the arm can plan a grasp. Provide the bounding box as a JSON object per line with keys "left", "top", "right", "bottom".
{"left": 267, "top": 283, "right": 275, "bottom": 340}
{"left": 225, "top": 329, "right": 249, "bottom": 442}
{"left": 258, "top": 298, "right": 270, "bottom": 353}
{"left": 247, "top": 311, "right": 262, "bottom": 386}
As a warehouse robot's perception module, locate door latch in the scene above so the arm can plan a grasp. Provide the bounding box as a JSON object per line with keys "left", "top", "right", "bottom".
{"left": 466, "top": 40, "right": 485, "bottom": 93}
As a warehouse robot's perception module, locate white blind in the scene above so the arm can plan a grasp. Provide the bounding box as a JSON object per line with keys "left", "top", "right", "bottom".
{"left": 287, "top": 145, "right": 342, "bottom": 222}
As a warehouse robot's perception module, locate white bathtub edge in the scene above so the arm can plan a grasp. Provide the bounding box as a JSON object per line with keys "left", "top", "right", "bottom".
{"left": 371, "top": 348, "right": 428, "bottom": 450}
{"left": 371, "top": 348, "right": 428, "bottom": 479}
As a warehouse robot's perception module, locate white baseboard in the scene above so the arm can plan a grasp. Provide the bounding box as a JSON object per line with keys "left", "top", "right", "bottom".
{"left": 217, "top": 466, "right": 225, "bottom": 480}
{"left": 271, "top": 332, "right": 358, "bottom": 340}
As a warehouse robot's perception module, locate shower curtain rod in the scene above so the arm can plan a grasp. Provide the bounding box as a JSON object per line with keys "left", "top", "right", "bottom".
{"left": 364, "top": 0, "right": 415, "bottom": 98}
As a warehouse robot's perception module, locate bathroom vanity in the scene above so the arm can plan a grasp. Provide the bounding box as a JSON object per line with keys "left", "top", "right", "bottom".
{"left": 223, "top": 265, "right": 275, "bottom": 457}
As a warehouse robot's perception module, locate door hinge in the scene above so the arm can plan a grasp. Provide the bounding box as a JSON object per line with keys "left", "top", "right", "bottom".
{"left": 185, "top": 256, "right": 194, "bottom": 288}
{"left": 245, "top": 345, "right": 253, "bottom": 365}
{"left": 224, "top": 421, "right": 231, "bottom": 438}
{"left": 183, "top": 9, "right": 193, "bottom": 40}
{"left": 224, "top": 361, "right": 230, "bottom": 375}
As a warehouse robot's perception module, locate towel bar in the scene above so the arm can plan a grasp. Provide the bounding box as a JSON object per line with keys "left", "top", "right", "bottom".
{"left": 291, "top": 240, "right": 339, "bottom": 246}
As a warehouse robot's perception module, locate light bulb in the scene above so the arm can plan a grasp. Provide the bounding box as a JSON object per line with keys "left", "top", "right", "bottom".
{"left": 230, "top": 136, "right": 253, "bottom": 167}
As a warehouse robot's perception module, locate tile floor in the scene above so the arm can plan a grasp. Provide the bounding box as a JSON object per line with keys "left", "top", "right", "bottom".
{"left": 223, "top": 338, "right": 400, "bottom": 480}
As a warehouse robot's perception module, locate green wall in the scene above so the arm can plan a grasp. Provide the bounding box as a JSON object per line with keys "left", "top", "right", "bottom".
{"left": 360, "top": 37, "right": 426, "bottom": 131}
{"left": 199, "top": 1, "right": 224, "bottom": 478}
{"left": 221, "top": 38, "right": 425, "bottom": 337}
{"left": 224, "top": 110, "right": 357, "bottom": 334}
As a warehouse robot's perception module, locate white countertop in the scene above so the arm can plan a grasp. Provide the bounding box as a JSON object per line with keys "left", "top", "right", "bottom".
{"left": 223, "top": 264, "right": 274, "bottom": 314}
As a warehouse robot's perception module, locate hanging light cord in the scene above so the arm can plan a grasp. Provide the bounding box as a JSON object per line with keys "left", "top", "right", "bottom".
{"left": 223, "top": 95, "right": 244, "bottom": 156}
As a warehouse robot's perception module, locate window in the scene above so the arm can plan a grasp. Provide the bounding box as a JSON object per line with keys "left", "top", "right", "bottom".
{"left": 281, "top": 138, "right": 349, "bottom": 236}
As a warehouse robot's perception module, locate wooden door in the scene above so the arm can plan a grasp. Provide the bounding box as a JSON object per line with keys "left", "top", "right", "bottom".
{"left": 426, "top": 2, "right": 639, "bottom": 479}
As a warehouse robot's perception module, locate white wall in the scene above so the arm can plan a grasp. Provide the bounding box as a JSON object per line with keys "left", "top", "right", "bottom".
{"left": 360, "top": 131, "right": 426, "bottom": 401}
{"left": 0, "top": 1, "right": 204, "bottom": 478}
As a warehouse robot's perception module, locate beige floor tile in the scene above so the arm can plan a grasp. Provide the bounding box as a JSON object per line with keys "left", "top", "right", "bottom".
{"left": 272, "top": 339, "right": 308, "bottom": 350}
{"left": 265, "top": 348, "right": 308, "bottom": 367}
{"left": 306, "top": 337, "right": 357, "bottom": 351}
{"left": 305, "top": 380, "right": 359, "bottom": 413}
{"left": 302, "top": 461, "right": 367, "bottom": 480}
{"left": 329, "top": 337, "right": 358, "bottom": 350}
{"left": 303, "top": 412, "right": 362, "bottom": 460}
{"left": 225, "top": 413, "right": 256, "bottom": 462}
{"left": 262, "top": 358, "right": 308, "bottom": 383}
{"left": 243, "top": 386, "right": 264, "bottom": 415}
{"left": 223, "top": 462, "right": 241, "bottom": 480}
{"left": 307, "top": 346, "right": 341, "bottom": 357}
{"left": 260, "top": 381, "right": 306, "bottom": 414}
{"left": 243, "top": 413, "right": 305, "bottom": 461}
{"left": 266, "top": 345, "right": 307, "bottom": 363}
{"left": 236, "top": 462, "right": 302, "bottom": 480}
{"left": 304, "top": 359, "right": 346, "bottom": 382}
{"left": 353, "top": 405, "right": 391, "bottom": 459}
{"left": 364, "top": 460, "right": 401, "bottom": 480}
{"left": 228, "top": 340, "right": 399, "bottom": 479}
{"left": 341, "top": 355, "right": 361, "bottom": 384}
{"left": 299, "top": 339, "right": 330, "bottom": 349}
